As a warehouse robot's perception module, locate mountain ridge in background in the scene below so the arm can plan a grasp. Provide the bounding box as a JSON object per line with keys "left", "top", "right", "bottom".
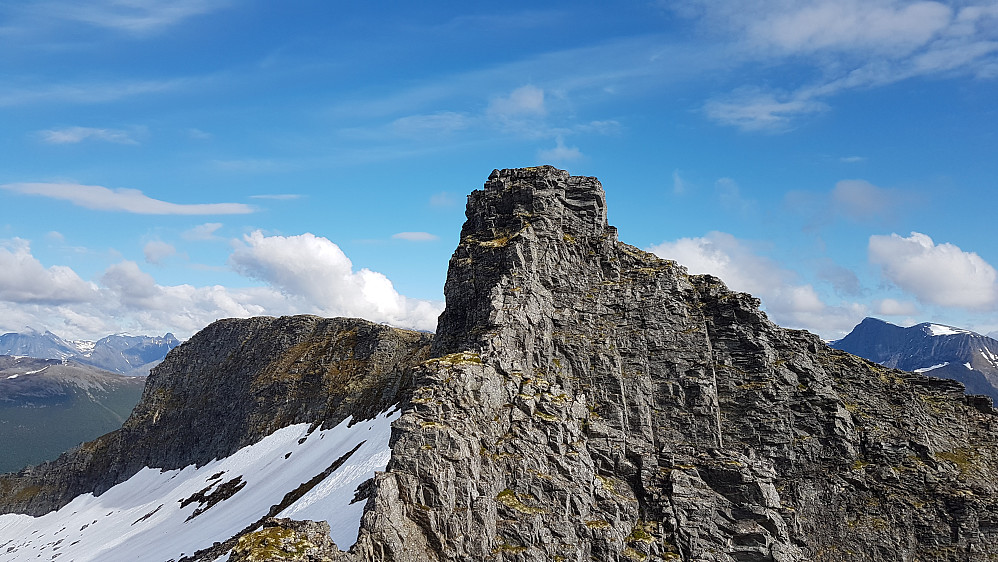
{"left": 0, "top": 329, "right": 180, "bottom": 376}
{"left": 832, "top": 316, "right": 998, "bottom": 403}
{"left": 1, "top": 167, "right": 997, "bottom": 561}
{"left": 0, "top": 356, "right": 146, "bottom": 473}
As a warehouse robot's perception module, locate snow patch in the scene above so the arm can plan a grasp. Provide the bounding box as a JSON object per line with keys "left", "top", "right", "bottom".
{"left": 965, "top": 362, "right": 973, "bottom": 370}
{"left": 980, "top": 347, "right": 998, "bottom": 368}
{"left": 0, "top": 409, "right": 399, "bottom": 561}
{"left": 914, "top": 362, "right": 949, "bottom": 372}
{"left": 925, "top": 324, "right": 969, "bottom": 336}
{"left": 22, "top": 366, "right": 49, "bottom": 376}
{"left": 72, "top": 340, "right": 96, "bottom": 355}
{"left": 6, "top": 374, "right": 17, "bottom": 379}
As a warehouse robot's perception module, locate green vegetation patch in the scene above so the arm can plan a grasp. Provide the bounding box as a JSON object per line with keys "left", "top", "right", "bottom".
{"left": 936, "top": 447, "right": 979, "bottom": 477}
{"left": 230, "top": 526, "right": 315, "bottom": 561}
{"left": 496, "top": 488, "right": 548, "bottom": 514}
{"left": 428, "top": 352, "right": 482, "bottom": 366}
{"left": 626, "top": 520, "right": 657, "bottom": 543}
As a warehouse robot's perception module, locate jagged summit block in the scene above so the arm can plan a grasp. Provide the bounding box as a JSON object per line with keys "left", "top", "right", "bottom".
{"left": 434, "top": 166, "right": 615, "bottom": 357}
{"left": 2, "top": 167, "right": 998, "bottom": 562}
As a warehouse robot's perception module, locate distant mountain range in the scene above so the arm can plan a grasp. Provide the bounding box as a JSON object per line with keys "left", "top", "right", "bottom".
{"left": 0, "top": 328, "right": 180, "bottom": 376}
{"left": 0, "top": 356, "right": 146, "bottom": 473}
{"left": 832, "top": 317, "right": 998, "bottom": 403}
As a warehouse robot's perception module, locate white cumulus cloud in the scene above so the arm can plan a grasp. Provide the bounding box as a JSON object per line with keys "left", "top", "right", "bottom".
{"left": 230, "top": 231, "right": 440, "bottom": 330}
{"left": 0, "top": 234, "right": 441, "bottom": 340}
{"left": 649, "top": 231, "right": 865, "bottom": 337}
{"left": 0, "top": 238, "right": 98, "bottom": 304}
{"left": 869, "top": 232, "right": 998, "bottom": 309}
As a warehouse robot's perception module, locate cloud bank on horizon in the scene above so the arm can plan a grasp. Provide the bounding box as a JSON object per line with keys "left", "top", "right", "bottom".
{"left": 1, "top": 0, "right": 997, "bottom": 340}
{"left": 0, "top": 233, "right": 440, "bottom": 340}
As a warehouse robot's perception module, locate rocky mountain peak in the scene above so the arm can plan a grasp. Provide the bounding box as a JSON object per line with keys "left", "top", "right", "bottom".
{"left": 433, "top": 166, "right": 613, "bottom": 358}
{"left": 3, "top": 167, "right": 998, "bottom": 562}
{"left": 363, "top": 167, "right": 998, "bottom": 561}
{"left": 474, "top": 166, "right": 609, "bottom": 239}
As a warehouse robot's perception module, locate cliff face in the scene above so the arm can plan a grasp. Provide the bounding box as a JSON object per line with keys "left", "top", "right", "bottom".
{"left": 345, "top": 167, "right": 998, "bottom": 561}
{"left": 2, "top": 167, "right": 997, "bottom": 562}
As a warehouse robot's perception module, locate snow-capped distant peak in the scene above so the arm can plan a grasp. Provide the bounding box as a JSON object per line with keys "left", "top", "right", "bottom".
{"left": 925, "top": 324, "right": 970, "bottom": 336}
{"left": 71, "top": 340, "right": 96, "bottom": 355}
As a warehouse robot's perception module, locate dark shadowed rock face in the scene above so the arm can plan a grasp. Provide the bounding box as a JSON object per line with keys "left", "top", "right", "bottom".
{"left": 0, "top": 316, "right": 431, "bottom": 516}
{"left": 341, "top": 167, "right": 998, "bottom": 562}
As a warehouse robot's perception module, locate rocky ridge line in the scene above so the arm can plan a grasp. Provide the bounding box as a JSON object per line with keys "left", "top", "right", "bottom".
{"left": 334, "top": 166, "right": 998, "bottom": 561}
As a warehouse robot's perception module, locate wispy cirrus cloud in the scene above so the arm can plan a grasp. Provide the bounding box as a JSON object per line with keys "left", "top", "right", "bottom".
{"left": 0, "top": 77, "right": 190, "bottom": 107}
{"left": 786, "top": 178, "right": 915, "bottom": 230}
{"left": 392, "top": 232, "right": 439, "bottom": 242}
{"left": 249, "top": 194, "right": 303, "bottom": 200}
{"left": 703, "top": 89, "right": 829, "bottom": 131}
{"left": 143, "top": 240, "right": 177, "bottom": 264}
{"left": 182, "top": 223, "right": 224, "bottom": 241}
{"left": 390, "top": 112, "right": 470, "bottom": 138}
{"left": 7, "top": 0, "right": 230, "bottom": 35}
{"left": 682, "top": 0, "right": 998, "bottom": 130}
{"left": 38, "top": 126, "right": 139, "bottom": 145}
{"left": 211, "top": 159, "right": 293, "bottom": 173}
{"left": 537, "top": 136, "right": 583, "bottom": 162}
{"left": 1, "top": 182, "right": 254, "bottom": 215}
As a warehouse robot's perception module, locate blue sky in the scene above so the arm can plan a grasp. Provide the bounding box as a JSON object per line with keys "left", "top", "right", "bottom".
{"left": 2, "top": 0, "right": 997, "bottom": 341}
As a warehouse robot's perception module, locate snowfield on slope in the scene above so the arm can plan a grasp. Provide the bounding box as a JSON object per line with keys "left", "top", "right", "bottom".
{"left": 914, "top": 362, "right": 949, "bottom": 373}
{"left": 0, "top": 410, "right": 399, "bottom": 561}
{"left": 925, "top": 324, "right": 970, "bottom": 336}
